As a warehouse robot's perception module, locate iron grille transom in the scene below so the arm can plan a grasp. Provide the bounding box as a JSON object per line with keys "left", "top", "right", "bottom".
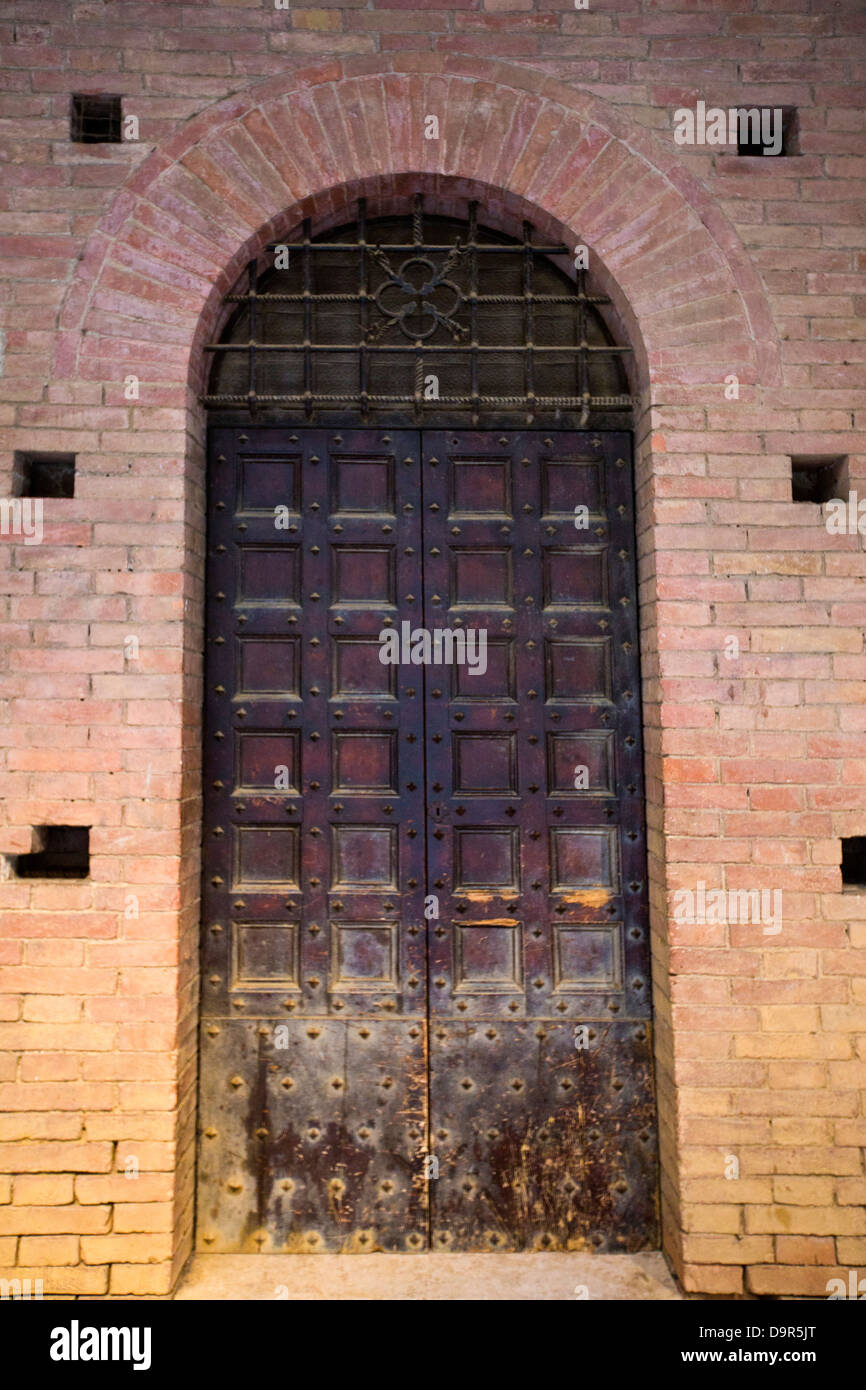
{"left": 203, "top": 195, "right": 634, "bottom": 427}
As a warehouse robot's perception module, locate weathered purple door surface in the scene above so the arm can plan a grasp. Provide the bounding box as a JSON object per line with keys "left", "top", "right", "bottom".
{"left": 197, "top": 427, "right": 658, "bottom": 1252}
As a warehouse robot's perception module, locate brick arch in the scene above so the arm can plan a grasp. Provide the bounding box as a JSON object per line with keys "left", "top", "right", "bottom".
{"left": 56, "top": 54, "right": 780, "bottom": 395}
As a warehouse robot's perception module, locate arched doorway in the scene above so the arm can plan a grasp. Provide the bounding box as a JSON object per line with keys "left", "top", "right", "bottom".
{"left": 196, "top": 195, "right": 658, "bottom": 1253}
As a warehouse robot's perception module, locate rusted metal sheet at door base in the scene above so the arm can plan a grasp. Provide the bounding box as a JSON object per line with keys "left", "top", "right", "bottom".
{"left": 427, "top": 1019, "right": 658, "bottom": 1252}
{"left": 197, "top": 1018, "right": 429, "bottom": 1253}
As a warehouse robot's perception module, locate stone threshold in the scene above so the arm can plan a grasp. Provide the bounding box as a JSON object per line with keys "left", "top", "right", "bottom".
{"left": 173, "top": 1251, "right": 682, "bottom": 1301}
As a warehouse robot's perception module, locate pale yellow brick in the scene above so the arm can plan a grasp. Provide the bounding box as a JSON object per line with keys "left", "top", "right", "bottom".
{"left": 829, "top": 1061, "right": 866, "bottom": 1088}
{"left": 108, "top": 1263, "right": 175, "bottom": 1296}
{"left": 822, "top": 1006, "right": 866, "bottom": 1030}
{"left": 761, "top": 950, "right": 818, "bottom": 978}
{"left": 773, "top": 1176, "right": 835, "bottom": 1205}
{"left": 681, "top": 1177, "right": 772, "bottom": 1203}
{"left": 80, "top": 1233, "right": 173, "bottom": 1265}
{"left": 771, "top": 1117, "right": 833, "bottom": 1145}
{"left": 743, "top": 1145, "right": 862, "bottom": 1176}
{"left": 682, "top": 1234, "right": 774, "bottom": 1264}
{"left": 0, "top": 1205, "right": 110, "bottom": 1236}
{"left": 13, "top": 1175, "right": 73, "bottom": 1205}
{"left": 775, "top": 1235, "right": 836, "bottom": 1265}
{"left": 745, "top": 1205, "right": 866, "bottom": 1236}
{"left": 747, "top": 1265, "right": 846, "bottom": 1297}
{"left": 733, "top": 1034, "right": 850, "bottom": 1061}
{"left": 0, "top": 1264, "right": 107, "bottom": 1295}
{"left": 682, "top": 1204, "right": 742, "bottom": 1235}
{"left": 767, "top": 1061, "right": 826, "bottom": 1088}
{"left": 75, "top": 1174, "right": 172, "bottom": 1204}
{"left": 290, "top": 9, "right": 342, "bottom": 30}
{"left": 112, "top": 1202, "right": 173, "bottom": 1234}
{"left": 735, "top": 1032, "right": 850, "bottom": 1059}
{"left": 681, "top": 1262, "right": 744, "bottom": 1295}
{"left": 836, "top": 1178, "right": 866, "bottom": 1205}
{"left": 760, "top": 1005, "right": 820, "bottom": 1031}
{"left": 18, "top": 1235, "right": 79, "bottom": 1266}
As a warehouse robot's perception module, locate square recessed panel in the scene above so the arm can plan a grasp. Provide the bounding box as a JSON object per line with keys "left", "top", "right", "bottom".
{"left": 331, "top": 456, "right": 395, "bottom": 514}
{"left": 236, "top": 732, "right": 300, "bottom": 792}
{"left": 541, "top": 459, "right": 605, "bottom": 517}
{"left": 332, "top": 731, "right": 397, "bottom": 793}
{"left": 453, "top": 733, "right": 517, "bottom": 795}
{"left": 454, "top": 828, "right": 519, "bottom": 891}
{"left": 451, "top": 549, "right": 513, "bottom": 608}
{"left": 545, "top": 638, "right": 611, "bottom": 702}
{"left": 550, "top": 827, "right": 618, "bottom": 890}
{"left": 547, "top": 732, "right": 615, "bottom": 796}
{"left": 332, "top": 546, "right": 395, "bottom": 606}
{"left": 452, "top": 638, "right": 515, "bottom": 701}
{"left": 543, "top": 549, "right": 607, "bottom": 608}
{"left": 238, "top": 637, "right": 300, "bottom": 697}
{"left": 332, "top": 923, "right": 398, "bottom": 991}
{"left": 234, "top": 827, "right": 299, "bottom": 889}
{"left": 237, "top": 546, "right": 300, "bottom": 605}
{"left": 454, "top": 923, "right": 523, "bottom": 993}
{"left": 332, "top": 826, "right": 397, "bottom": 889}
{"left": 332, "top": 638, "right": 396, "bottom": 699}
{"left": 553, "top": 924, "right": 622, "bottom": 991}
{"left": 232, "top": 921, "right": 300, "bottom": 990}
{"left": 450, "top": 459, "right": 512, "bottom": 517}
{"left": 238, "top": 454, "right": 300, "bottom": 514}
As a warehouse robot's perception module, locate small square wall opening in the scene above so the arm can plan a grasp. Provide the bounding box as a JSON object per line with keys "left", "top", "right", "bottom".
{"left": 737, "top": 106, "right": 798, "bottom": 157}
{"left": 790, "top": 455, "right": 847, "bottom": 505}
{"left": 841, "top": 837, "right": 866, "bottom": 891}
{"left": 15, "top": 827, "right": 90, "bottom": 880}
{"left": 71, "top": 93, "right": 122, "bottom": 144}
{"left": 13, "top": 452, "right": 76, "bottom": 499}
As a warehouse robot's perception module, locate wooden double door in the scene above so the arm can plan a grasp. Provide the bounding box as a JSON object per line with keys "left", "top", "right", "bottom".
{"left": 197, "top": 427, "right": 658, "bottom": 1253}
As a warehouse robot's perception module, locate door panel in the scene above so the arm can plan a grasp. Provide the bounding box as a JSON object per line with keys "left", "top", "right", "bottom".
{"left": 197, "top": 426, "right": 658, "bottom": 1254}
{"left": 198, "top": 428, "right": 429, "bottom": 1252}
{"left": 421, "top": 431, "right": 656, "bottom": 1250}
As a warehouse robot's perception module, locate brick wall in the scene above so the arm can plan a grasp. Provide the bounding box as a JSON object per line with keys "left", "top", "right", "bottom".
{"left": 0, "top": 0, "right": 864, "bottom": 1297}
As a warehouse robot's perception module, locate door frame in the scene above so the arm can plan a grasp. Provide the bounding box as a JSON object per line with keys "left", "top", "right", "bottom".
{"left": 195, "top": 422, "right": 659, "bottom": 1253}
